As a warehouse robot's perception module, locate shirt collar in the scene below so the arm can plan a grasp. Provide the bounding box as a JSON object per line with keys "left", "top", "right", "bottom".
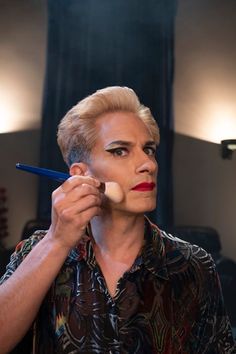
{"left": 141, "top": 217, "right": 169, "bottom": 280}
{"left": 66, "top": 217, "right": 169, "bottom": 281}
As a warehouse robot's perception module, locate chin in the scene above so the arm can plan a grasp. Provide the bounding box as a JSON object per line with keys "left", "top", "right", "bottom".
{"left": 133, "top": 194, "right": 156, "bottom": 210}
{"left": 128, "top": 201, "right": 157, "bottom": 214}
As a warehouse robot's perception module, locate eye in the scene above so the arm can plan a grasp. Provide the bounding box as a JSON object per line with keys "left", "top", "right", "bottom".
{"left": 144, "top": 146, "right": 156, "bottom": 156}
{"left": 106, "top": 147, "right": 128, "bottom": 157}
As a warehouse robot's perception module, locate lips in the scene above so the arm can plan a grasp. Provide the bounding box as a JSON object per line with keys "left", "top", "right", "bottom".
{"left": 131, "top": 182, "right": 156, "bottom": 191}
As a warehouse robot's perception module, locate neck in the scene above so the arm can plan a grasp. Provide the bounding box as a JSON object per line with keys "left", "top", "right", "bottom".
{"left": 90, "top": 212, "right": 145, "bottom": 259}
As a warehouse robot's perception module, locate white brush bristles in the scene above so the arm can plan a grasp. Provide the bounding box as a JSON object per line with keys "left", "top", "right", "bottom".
{"left": 103, "top": 182, "right": 124, "bottom": 203}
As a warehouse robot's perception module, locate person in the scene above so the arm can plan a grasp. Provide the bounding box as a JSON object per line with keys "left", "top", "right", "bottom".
{"left": 0, "top": 86, "right": 235, "bottom": 354}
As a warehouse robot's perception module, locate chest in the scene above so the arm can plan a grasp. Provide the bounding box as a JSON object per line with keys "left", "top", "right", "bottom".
{"left": 46, "top": 264, "right": 197, "bottom": 353}
{"left": 95, "top": 253, "right": 137, "bottom": 297}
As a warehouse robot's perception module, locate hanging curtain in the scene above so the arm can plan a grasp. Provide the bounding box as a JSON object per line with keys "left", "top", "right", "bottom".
{"left": 38, "top": 0, "right": 177, "bottom": 227}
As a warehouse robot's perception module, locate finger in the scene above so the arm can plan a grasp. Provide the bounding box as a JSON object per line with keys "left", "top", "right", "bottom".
{"left": 77, "top": 206, "right": 102, "bottom": 225}
{"left": 62, "top": 204, "right": 101, "bottom": 225}
{"left": 53, "top": 183, "right": 101, "bottom": 207}
{"left": 61, "top": 175, "right": 100, "bottom": 193}
{"left": 55, "top": 193, "right": 102, "bottom": 220}
{"left": 65, "top": 183, "right": 101, "bottom": 203}
{"left": 56, "top": 199, "right": 102, "bottom": 231}
{"left": 54, "top": 205, "right": 101, "bottom": 240}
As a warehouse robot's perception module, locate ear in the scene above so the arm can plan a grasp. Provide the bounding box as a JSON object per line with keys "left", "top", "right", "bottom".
{"left": 69, "top": 162, "right": 90, "bottom": 177}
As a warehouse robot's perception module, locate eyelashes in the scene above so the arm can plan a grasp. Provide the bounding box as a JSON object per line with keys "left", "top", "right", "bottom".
{"left": 106, "top": 146, "right": 156, "bottom": 157}
{"left": 143, "top": 146, "right": 156, "bottom": 156}
{"left": 105, "top": 147, "right": 128, "bottom": 157}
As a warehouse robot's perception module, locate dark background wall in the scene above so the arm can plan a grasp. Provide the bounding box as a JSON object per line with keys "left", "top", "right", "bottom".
{"left": 0, "top": 0, "right": 236, "bottom": 260}
{"left": 0, "top": 0, "right": 46, "bottom": 248}
{"left": 174, "top": 0, "right": 236, "bottom": 261}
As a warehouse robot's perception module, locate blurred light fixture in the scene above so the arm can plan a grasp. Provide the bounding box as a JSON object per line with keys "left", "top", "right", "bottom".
{"left": 221, "top": 139, "right": 236, "bottom": 159}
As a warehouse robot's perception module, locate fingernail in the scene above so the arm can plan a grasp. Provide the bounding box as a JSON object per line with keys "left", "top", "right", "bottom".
{"left": 94, "top": 179, "right": 101, "bottom": 187}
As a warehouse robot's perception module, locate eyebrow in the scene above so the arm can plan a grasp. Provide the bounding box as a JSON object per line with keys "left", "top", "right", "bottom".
{"left": 105, "top": 140, "right": 156, "bottom": 149}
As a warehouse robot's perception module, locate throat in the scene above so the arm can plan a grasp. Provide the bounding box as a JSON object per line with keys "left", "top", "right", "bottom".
{"left": 90, "top": 215, "right": 146, "bottom": 296}
{"left": 96, "top": 254, "right": 135, "bottom": 297}
{"left": 94, "top": 246, "right": 140, "bottom": 298}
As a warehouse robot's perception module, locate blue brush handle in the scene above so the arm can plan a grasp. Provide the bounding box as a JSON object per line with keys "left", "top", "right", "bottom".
{"left": 16, "top": 163, "right": 70, "bottom": 182}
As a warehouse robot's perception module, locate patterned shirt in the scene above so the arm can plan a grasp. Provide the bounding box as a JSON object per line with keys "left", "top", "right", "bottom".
{"left": 1, "top": 219, "right": 235, "bottom": 353}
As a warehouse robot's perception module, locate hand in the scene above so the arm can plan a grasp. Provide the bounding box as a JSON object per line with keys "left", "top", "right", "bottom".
{"left": 47, "top": 175, "right": 102, "bottom": 251}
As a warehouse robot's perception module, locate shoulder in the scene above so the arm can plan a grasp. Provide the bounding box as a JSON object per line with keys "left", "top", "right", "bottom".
{"left": 147, "top": 221, "right": 216, "bottom": 282}
{"left": 15, "top": 230, "right": 47, "bottom": 259}
{"left": 18, "top": 229, "right": 47, "bottom": 246}
{"left": 158, "top": 228, "right": 220, "bottom": 303}
{"left": 0, "top": 230, "right": 47, "bottom": 284}
{"left": 160, "top": 228, "right": 216, "bottom": 275}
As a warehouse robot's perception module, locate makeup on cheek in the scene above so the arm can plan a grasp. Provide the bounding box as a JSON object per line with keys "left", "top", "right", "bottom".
{"left": 99, "top": 181, "right": 124, "bottom": 203}
{"left": 16, "top": 163, "right": 124, "bottom": 203}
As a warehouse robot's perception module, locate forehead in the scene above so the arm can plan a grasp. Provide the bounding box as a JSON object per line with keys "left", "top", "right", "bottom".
{"left": 94, "top": 111, "right": 152, "bottom": 145}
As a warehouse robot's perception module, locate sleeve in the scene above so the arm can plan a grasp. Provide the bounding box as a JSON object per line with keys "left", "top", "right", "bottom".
{"left": 0, "top": 231, "right": 46, "bottom": 285}
{"left": 194, "top": 254, "right": 236, "bottom": 353}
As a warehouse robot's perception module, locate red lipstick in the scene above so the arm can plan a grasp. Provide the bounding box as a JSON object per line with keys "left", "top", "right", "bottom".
{"left": 131, "top": 182, "right": 156, "bottom": 191}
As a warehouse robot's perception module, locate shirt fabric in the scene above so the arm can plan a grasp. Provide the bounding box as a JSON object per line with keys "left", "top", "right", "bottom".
{"left": 1, "top": 219, "right": 235, "bottom": 354}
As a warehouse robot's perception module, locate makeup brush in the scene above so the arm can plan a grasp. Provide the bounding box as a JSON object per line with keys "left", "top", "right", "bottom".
{"left": 98, "top": 180, "right": 123, "bottom": 203}
{"left": 16, "top": 163, "right": 124, "bottom": 203}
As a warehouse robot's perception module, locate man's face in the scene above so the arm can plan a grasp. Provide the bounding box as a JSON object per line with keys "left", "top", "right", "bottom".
{"left": 87, "top": 111, "right": 158, "bottom": 215}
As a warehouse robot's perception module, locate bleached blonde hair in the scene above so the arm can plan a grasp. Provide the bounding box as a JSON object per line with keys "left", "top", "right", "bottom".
{"left": 57, "top": 86, "right": 160, "bottom": 166}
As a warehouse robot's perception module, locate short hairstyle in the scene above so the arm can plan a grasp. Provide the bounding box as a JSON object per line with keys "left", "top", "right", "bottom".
{"left": 57, "top": 86, "right": 160, "bottom": 166}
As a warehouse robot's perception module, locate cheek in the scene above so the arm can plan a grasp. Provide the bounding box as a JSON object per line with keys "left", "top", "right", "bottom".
{"left": 88, "top": 157, "right": 133, "bottom": 190}
{"left": 88, "top": 161, "right": 122, "bottom": 183}
{"left": 87, "top": 159, "right": 108, "bottom": 178}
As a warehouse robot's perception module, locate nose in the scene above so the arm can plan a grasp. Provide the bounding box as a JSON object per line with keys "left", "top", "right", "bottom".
{"left": 135, "top": 150, "right": 158, "bottom": 175}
